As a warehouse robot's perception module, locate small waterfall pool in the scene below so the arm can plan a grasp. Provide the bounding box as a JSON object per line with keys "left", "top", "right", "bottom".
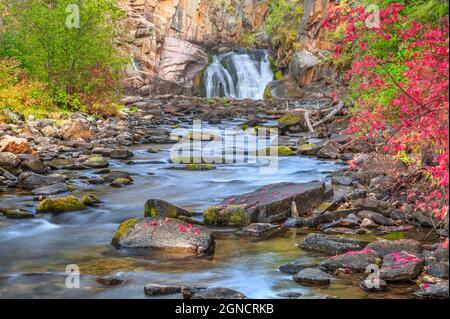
{"left": 203, "top": 50, "right": 274, "bottom": 100}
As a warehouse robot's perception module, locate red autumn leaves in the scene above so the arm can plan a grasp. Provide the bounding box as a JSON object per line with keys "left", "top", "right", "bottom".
{"left": 323, "top": 2, "right": 449, "bottom": 222}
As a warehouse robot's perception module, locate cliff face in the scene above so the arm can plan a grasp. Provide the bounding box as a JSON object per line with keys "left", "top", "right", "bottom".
{"left": 119, "top": 0, "right": 268, "bottom": 95}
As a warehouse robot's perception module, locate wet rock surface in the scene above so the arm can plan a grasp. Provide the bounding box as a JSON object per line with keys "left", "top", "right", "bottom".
{"left": 204, "top": 181, "right": 327, "bottom": 226}
{"left": 111, "top": 217, "right": 215, "bottom": 255}
{"left": 293, "top": 268, "right": 335, "bottom": 285}
{"left": 299, "top": 233, "right": 368, "bottom": 255}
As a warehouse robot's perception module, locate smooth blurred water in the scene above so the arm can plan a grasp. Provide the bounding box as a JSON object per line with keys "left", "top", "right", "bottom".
{"left": 204, "top": 50, "right": 273, "bottom": 100}
{"left": 0, "top": 122, "right": 422, "bottom": 299}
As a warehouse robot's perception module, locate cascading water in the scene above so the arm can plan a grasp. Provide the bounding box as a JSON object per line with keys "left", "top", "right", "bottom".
{"left": 203, "top": 50, "right": 274, "bottom": 100}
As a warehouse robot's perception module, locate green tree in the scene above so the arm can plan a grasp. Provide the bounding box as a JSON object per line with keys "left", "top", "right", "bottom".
{"left": 0, "top": 0, "right": 125, "bottom": 104}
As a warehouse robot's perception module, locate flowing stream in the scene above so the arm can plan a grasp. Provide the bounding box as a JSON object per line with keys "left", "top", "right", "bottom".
{"left": 0, "top": 118, "right": 429, "bottom": 299}
{"left": 203, "top": 50, "right": 274, "bottom": 100}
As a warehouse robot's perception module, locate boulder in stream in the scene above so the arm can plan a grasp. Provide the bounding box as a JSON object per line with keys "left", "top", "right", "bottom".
{"left": 293, "top": 268, "right": 335, "bottom": 285}
{"left": 365, "top": 239, "right": 422, "bottom": 258}
{"left": 413, "top": 281, "right": 449, "bottom": 299}
{"left": 299, "top": 233, "right": 368, "bottom": 255}
{"left": 36, "top": 195, "right": 85, "bottom": 214}
{"left": 241, "top": 223, "right": 284, "bottom": 239}
{"left": 144, "top": 199, "right": 193, "bottom": 218}
{"left": 320, "top": 248, "right": 380, "bottom": 272}
{"left": 380, "top": 252, "right": 424, "bottom": 282}
{"left": 111, "top": 217, "right": 215, "bottom": 255}
{"left": 203, "top": 181, "right": 327, "bottom": 226}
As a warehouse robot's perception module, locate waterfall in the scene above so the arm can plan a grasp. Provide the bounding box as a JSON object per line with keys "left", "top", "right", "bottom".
{"left": 203, "top": 50, "right": 274, "bottom": 100}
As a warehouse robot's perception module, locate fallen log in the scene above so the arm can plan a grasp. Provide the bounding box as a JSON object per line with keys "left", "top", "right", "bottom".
{"left": 312, "top": 101, "right": 345, "bottom": 128}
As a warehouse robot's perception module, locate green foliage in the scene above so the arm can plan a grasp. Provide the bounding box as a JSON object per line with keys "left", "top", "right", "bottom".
{"left": 240, "top": 32, "right": 258, "bottom": 48}
{"left": 0, "top": 0, "right": 126, "bottom": 116}
{"left": 265, "top": 0, "right": 304, "bottom": 65}
{"left": 0, "top": 58, "right": 58, "bottom": 121}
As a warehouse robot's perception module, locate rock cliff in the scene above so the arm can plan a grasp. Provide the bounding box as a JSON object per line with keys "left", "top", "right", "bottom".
{"left": 118, "top": 0, "right": 269, "bottom": 95}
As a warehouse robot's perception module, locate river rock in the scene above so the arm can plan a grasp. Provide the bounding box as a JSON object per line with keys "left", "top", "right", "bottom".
{"left": 413, "top": 281, "right": 449, "bottom": 299}
{"left": 317, "top": 141, "right": 341, "bottom": 159}
{"left": 279, "top": 260, "right": 320, "bottom": 275}
{"left": 358, "top": 211, "right": 397, "bottom": 226}
{"left": 299, "top": 233, "right": 368, "bottom": 255}
{"left": 82, "top": 156, "right": 109, "bottom": 169}
{"left": 380, "top": 252, "right": 424, "bottom": 282}
{"left": 203, "top": 181, "right": 327, "bottom": 226}
{"left": 111, "top": 217, "right": 215, "bottom": 255}
{"left": 20, "top": 156, "right": 47, "bottom": 174}
{"left": 298, "top": 143, "right": 323, "bottom": 156}
{"left": 293, "top": 268, "right": 334, "bottom": 285}
{"left": 144, "top": 199, "right": 193, "bottom": 218}
{"left": 241, "top": 223, "right": 284, "bottom": 239}
{"left": 31, "top": 183, "right": 70, "bottom": 196}
{"left": 82, "top": 194, "right": 101, "bottom": 207}
{"left": 36, "top": 195, "right": 85, "bottom": 213}
{"left": 424, "top": 246, "right": 449, "bottom": 278}
{"left": 144, "top": 284, "right": 182, "bottom": 296}
{"left": 110, "top": 177, "right": 133, "bottom": 187}
{"left": 320, "top": 248, "right": 380, "bottom": 272}
{"left": 96, "top": 275, "right": 124, "bottom": 286}
{"left": 353, "top": 198, "right": 393, "bottom": 215}
{"left": 0, "top": 135, "right": 36, "bottom": 155}
{"left": 60, "top": 120, "right": 93, "bottom": 141}
{"left": 360, "top": 278, "right": 388, "bottom": 292}
{"left": 3, "top": 210, "right": 35, "bottom": 219}
{"left": 343, "top": 139, "right": 373, "bottom": 153}
{"left": 41, "top": 126, "right": 60, "bottom": 139}
{"left": 0, "top": 152, "right": 21, "bottom": 172}
{"left": 19, "top": 172, "right": 68, "bottom": 189}
{"left": 188, "top": 288, "right": 247, "bottom": 299}
{"left": 365, "top": 239, "right": 422, "bottom": 258}
{"left": 102, "top": 171, "right": 133, "bottom": 183}
{"left": 278, "top": 109, "right": 306, "bottom": 134}
{"left": 110, "top": 149, "right": 134, "bottom": 159}
{"left": 361, "top": 218, "right": 378, "bottom": 229}
{"left": 317, "top": 215, "right": 361, "bottom": 231}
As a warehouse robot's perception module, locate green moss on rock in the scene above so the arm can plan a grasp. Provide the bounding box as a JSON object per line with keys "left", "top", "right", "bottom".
{"left": 278, "top": 111, "right": 305, "bottom": 126}
{"left": 263, "top": 146, "right": 296, "bottom": 156}
{"left": 111, "top": 218, "right": 139, "bottom": 247}
{"left": 82, "top": 194, "right": 101, "bottom": 206}
{"left": 203, "top": 205, "right": 247, "bottom": 226}
{"left": 185, "top": 164, "right": 217, "bottom": 171}
{"left": 110, "top": 177, "right": 133, "bottom": 188}
{"left": 36, "top": 195, "right": 85, "bottom": 213}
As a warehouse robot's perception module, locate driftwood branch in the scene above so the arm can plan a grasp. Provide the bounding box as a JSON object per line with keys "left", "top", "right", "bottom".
{"left": 312, "top": 101, "right": 344, "bottom": 128}
{"left": 304, "top": 110, "right": 315, "bottom": 132}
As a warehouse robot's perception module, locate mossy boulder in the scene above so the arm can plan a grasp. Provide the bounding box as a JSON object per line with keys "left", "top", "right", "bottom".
{"left": 36, "top": 195, "right": 85, "bottom": 213}
{"left": 111, "top": 218, "right": 139, "bottom": 247}
{"left": 110, "top": 177, "right": 133, "bottom": 188}
{"left": 298, "top": 143, "right": 322, "bottom": 156}
{"left": 185, "top": 164, "right": 217, "bottom": 171}
{"left": 204, "top": 182, "right": 327, "bottom": 226}
{"left": 82, "top": 194, "right": 101, "bottom": 206}
{"left": 204, "top": 205, "right": 248, "bottom": 226}
{"left": 262, "top": 146, "right": 296, "bottom": 156}
{"left": 82, "top": 156, "right": 109, "bottom": 169}
{"left": 4, "top": 210, "right": 35, "bottom": 219}
{"left": 144, "top": 199, "right": 193, "bottom": 218}
{"left": 278, "top": 110, "right": 306, "bottom": 134}
{"left": 111, "top": 217, "right": 215, "bottom": 255}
